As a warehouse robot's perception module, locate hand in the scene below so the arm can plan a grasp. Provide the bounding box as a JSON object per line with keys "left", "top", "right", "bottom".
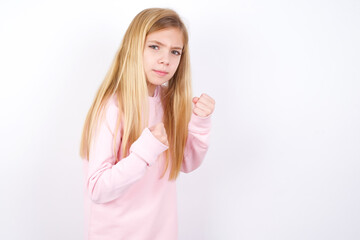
{"left": 149, "top": 122, "right": 169, "bottom": 146}
{"left": 192, "top": 93, "right": 215, "bottom": 117}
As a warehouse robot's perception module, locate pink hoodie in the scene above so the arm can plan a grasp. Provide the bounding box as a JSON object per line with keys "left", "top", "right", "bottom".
{"left": 83, "top": 86, "right": 211, "bottom": 240}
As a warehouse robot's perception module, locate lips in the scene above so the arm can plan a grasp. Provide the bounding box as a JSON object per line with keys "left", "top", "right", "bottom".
{"left": 153, "top": 69, "right": 168, "bottom": 76}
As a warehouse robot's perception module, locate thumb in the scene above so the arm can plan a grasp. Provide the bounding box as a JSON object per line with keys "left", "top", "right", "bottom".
{"left": 192, "top": 97, "right": 199, "bottom": 104}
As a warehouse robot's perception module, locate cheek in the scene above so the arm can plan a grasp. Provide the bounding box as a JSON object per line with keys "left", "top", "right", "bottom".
{"left": 143, "top": 51, "right": 153, "bottom": 69}
{"left": 172, "top": 58, "right": 181, "bottom": 72}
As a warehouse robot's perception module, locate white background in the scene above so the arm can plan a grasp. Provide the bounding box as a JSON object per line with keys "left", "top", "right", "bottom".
{"left": 0, "top": 0, "right": 359, "bottom": 239}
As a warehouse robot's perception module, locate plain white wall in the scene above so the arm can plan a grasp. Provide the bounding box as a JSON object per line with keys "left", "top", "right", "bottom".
{"left": 0, "top": 0, "right": 359, "bottom": 239}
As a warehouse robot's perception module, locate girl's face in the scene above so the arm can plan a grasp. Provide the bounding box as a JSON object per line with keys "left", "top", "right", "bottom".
{"left": 143, "top": 27, "right": 184, "bottom": 96}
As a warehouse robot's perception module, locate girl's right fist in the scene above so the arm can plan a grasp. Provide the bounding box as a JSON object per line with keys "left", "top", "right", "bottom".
{"left": 149, "top": 122, "right": 169, "bottom": 146}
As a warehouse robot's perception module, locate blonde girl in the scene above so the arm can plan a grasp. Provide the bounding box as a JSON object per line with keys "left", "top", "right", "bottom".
{"left": 80, "top": 7, "right": 215, "bottom": 240}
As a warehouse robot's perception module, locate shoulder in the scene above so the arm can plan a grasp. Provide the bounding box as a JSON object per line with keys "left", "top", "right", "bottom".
{"left": 106, "top": 94, "right": 119, "bottom": 110}
{"left": 102, "top": 95, "right": 121, "bottom": 133}
{"left": 103, "top": 94, "right": 119, "bottom": 116}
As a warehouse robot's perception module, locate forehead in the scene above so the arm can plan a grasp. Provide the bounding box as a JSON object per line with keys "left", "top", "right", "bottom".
{"left": 145, "top": 28, "right": 184, "bottom": 47}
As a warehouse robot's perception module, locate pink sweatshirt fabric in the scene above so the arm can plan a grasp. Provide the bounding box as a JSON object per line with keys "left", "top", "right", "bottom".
{"left": 82, "top": 85, "right": 212, "bottom": 240}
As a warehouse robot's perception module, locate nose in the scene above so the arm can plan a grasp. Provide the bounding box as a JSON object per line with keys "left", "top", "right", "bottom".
{"left": 158, "top": 53, "right": 170, "bottom": 65}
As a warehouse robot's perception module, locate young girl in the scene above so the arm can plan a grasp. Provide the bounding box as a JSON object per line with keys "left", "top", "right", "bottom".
{"left": 80, "top": 8, "right": 215, "bottom": 240}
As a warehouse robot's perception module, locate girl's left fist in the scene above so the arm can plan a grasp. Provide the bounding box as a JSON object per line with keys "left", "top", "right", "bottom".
{"left": 192, "top": 93, "right": 215, "bottom": 117}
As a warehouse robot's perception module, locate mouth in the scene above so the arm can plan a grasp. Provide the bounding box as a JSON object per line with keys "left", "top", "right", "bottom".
{"left": 153, "top": 69, "right": 169, "bottom": 76}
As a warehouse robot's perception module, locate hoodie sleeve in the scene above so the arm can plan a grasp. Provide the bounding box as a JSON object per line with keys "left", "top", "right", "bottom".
{"left": 181, "top": 112, "right": 212, "bottom": 173}
{"left": 86, "top": 99, "right": 168, "bottom": 204}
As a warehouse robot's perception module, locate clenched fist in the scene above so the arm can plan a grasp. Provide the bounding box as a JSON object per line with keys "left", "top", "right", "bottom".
{"left": 192, "top": 93, "right": 215, "bottom": 117}
{"left": 149, "top": 122, "right": 169, "bottom": 146}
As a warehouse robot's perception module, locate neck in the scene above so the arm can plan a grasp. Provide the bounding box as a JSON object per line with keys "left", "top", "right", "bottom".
{"left": 147, "top": 83, "right": 156, "bottom": 97}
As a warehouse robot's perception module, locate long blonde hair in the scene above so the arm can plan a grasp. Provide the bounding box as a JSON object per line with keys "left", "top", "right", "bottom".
{"left": 79, "top": 8, "right": 192, "bottom": 180}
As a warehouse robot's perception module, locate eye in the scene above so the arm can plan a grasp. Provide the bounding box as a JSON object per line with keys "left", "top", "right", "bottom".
{"left": 172, "top": 50, "right": 182, "bottom": 56}
{"left": 149, "top": 45, "right": 159, "bottom": 50}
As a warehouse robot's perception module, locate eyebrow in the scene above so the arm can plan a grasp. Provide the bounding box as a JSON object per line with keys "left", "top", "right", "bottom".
{"left": 147, "top": 40, "right": 183, "bottom": 50}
